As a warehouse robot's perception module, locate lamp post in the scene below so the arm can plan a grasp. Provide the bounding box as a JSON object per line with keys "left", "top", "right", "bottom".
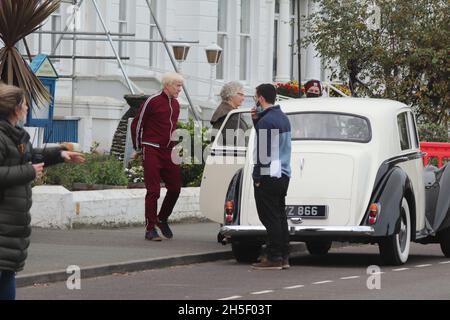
{"left": 172, "top": 42, "right": 191, "bottom": 73}
{"left": 205, "top": 43, "right": 222, "bottom": 103}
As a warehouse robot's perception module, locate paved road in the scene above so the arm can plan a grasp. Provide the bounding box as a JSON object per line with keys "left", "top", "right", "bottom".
{"left": 17, "top": 243, "right": 450, "bottom": 300}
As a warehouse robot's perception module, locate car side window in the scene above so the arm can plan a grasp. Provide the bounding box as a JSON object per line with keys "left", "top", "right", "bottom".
{"left": 397, "top": 112, "right": 411, "bottom": 151}
{"left": 216, "top": 112, "right": 253, "bottom": 148}
{"left": 409, "top": 112, "right": 419, "bottom": 149}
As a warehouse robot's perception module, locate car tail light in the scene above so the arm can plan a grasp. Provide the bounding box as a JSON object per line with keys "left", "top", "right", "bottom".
{"left": 369, "top": 203, "right": 379, "bottom": 225}
{"left": 225, "top": 200, "right": 234, "bottom": 223}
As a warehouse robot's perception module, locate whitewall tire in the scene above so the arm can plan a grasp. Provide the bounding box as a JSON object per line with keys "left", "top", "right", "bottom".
{"left": 379, "top": 198, "right": 411, "bottom": 265}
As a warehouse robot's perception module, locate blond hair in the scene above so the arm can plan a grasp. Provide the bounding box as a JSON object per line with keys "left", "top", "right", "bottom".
{"left": 161, "top": 72, "right": 184, "bottom": 88}
{"left": 0, "top": 84, "right": 26, "bottom": 119}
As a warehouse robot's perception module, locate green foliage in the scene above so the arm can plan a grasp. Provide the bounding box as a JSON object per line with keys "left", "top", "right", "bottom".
{"left": 418, "top": 123, "right": 450, "bottom": 142}
{"left": 41, "top": 153, "right": 128, "bottom": 190}
{"left": 176, "top": 119, "right": 210, "bottom": 187}
{"left": 303, "top": 0, "right": 450, "bottom": 126}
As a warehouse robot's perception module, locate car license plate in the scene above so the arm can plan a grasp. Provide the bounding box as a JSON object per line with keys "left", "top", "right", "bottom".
{"left": 285, "top": 205, "right": 328, "bottom": 219}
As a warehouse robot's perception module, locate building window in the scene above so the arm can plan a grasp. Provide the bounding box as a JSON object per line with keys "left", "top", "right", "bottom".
{"left": 118, "top": 0, "right": 127, "bottom": 61}
{"left": 149, "top": 0, "right": 158, "bottom": 67}
{"left": 51, "top": 7, "right": 62, "bottom": 57}
{"left": 239, "top": 0, "right": 251, "bottom": 81}
{"left": 216, "top": 0, "right": 228, "bottom": 80}
{"left": 273, "top": 19, "right": 278, "bottom": 80}
{"left": 273, "top": 0, "right": 297, "bottom": 81}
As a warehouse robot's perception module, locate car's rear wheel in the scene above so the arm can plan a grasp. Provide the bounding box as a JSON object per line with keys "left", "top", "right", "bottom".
{"left": 438, "top": 227, "right": 450, "bottom": 257}
{"left": 379, "top": 198, "right": 411, "bottom": 265}
{"left": 306, "top": 240, "right": 332, "bottom": 255}
{"left": 231, "top": 241, "right": 262, "bottom": 263}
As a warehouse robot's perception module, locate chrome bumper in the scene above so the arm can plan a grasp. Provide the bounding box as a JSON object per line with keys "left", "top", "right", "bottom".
{"left": 220, "top": 225, "right": 375, "bottom": 237}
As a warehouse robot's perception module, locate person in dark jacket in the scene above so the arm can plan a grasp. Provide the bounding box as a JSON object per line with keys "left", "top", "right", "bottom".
{"left": 0, "top": 84, "right": 85, "bottom": 300}
{"left": 250, "top": 83, "right": 292, "bottom": 270}
{"left": 130, "top": 72, "right": 184, "bottom": 241}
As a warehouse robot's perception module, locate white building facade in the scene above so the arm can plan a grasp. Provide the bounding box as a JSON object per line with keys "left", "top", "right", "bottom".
{"left": 22, "top": 0, "right": 327, "bottom": 151}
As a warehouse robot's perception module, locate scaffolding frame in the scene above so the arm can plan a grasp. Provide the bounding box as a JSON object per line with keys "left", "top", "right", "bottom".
{"left": 34, "top": 0, "right": 201, "bottom": 123}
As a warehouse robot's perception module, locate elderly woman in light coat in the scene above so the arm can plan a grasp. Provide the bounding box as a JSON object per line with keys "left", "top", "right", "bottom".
{"left": 210, "top": 81, "right": 245, "bottom": 130}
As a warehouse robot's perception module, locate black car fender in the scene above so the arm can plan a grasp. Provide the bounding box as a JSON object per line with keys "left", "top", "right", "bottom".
{"left": 362, "top": 166, "right": 414, "bottom": 238}
{"left": 432, "top": 164, "right": 450, "bottom": 232}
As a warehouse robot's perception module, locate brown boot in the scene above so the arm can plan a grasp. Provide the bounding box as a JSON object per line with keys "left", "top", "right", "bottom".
{"left": 251, "top": 260, "right": 283, "bottom": 270}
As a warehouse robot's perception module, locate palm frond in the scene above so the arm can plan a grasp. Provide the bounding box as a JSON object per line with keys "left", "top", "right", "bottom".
{"left": 0, "top": 0, "right": 61, "bottom": 107}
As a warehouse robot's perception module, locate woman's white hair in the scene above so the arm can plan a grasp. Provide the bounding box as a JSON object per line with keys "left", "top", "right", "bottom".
{"left": 220, "top": 81, "right": 244, "bottom": 101}
{"left": 161, "top": 72, "right": 184, "bottom": 88}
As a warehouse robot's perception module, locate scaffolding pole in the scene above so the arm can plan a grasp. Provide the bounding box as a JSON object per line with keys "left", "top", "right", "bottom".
{"left": 60, "top": 37, "right": 199, "bottom": 44}
{"left": 70, "top": 0, "right": 78, "bottom": 115}
{"left": 37, "top": 30, "right": 136, "bottom": 37}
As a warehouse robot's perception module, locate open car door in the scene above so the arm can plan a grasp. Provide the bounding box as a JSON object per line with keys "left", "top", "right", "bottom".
{"left": 200, "top": 110, "right": 253, "bottom": 223}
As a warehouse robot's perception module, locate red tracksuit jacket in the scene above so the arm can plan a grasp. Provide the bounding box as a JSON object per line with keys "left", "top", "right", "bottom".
{"left": 131, "top": 91, "right": 180, "bottom": 151}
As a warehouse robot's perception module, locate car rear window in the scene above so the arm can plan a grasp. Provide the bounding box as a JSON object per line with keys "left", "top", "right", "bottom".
{"left": 288, "top": 112, "right": 371, "bottom": 143}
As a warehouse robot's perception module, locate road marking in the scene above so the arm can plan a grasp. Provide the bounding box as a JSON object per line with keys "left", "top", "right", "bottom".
{"left": 340, "top": 276, "right": 360, "bottom": 280}
{"left": 284, "top": 285, "right": 305, "bottom": 290}
{"left": 392, "top": 268, "right": 410, "bottom": 272}
{"left": 312, "top": 280, "right": 333, "bottom": 285}
{"left": 219, "top": 296, "right": 242, "bottom": 300}
{"left": 251, "top": 290, "right": 274, "bottom": 295}
{"left": 415, "top": 264, "right": 432, "bottom": 268}
{"left": 221, "top": 259, "right": 447, "bottom": 300}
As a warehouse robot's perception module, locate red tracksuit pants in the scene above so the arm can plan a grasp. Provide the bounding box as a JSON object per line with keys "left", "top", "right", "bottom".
{"left": 143, "top": 146, "right": 181, "bottom": 231}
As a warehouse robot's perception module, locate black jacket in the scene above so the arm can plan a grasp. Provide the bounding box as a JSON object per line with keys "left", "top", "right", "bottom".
{"left": 0, "top": 120, "right": 63, "bottom": 272}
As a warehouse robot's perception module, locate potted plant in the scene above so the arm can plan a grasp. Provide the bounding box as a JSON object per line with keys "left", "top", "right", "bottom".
{"left": 275, "top": 80, "right": 305, "bottom": 98}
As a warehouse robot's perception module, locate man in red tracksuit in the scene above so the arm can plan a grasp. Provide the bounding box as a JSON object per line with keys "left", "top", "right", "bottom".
{"left": 131, "top": 72, "right": 184, "bottom": 241}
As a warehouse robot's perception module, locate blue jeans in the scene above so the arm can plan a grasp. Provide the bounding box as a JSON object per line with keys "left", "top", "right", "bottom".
{"left": 0, "top": 271, "right": 16, "bottom": 300}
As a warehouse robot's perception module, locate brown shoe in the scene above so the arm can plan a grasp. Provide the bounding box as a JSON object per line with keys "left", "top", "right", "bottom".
{"left": 251, "top": 260, "right": 283, "bottom": 270}
{"left": 282, "top": 257, "right": 290, "bottom": 269}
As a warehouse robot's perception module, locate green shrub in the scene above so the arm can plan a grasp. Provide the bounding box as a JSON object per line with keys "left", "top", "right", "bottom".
{"left": 176, "top": 119, "right": 210, "bottom": 187}
{"left": 41, "top": 153, "right": 128, "bottom": 190}
{"left": 418, "top": 123, "right": 450, "bottom": 142}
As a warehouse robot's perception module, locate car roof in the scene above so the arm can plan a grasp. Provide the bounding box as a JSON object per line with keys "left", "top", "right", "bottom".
{"left": 277, "top": 98, "right": 410, "bottom": 118}
{"left": 234, "top": 98, "right": 411, "bottom": 119}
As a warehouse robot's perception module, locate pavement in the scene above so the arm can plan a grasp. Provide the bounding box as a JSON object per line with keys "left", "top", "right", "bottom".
{"left": 17, "top": 221, "right": 307, "bottom": 288}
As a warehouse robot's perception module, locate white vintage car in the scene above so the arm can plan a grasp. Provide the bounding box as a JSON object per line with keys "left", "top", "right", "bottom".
{"left": 200, "top": 98, "right": 450, "bottom": 265}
